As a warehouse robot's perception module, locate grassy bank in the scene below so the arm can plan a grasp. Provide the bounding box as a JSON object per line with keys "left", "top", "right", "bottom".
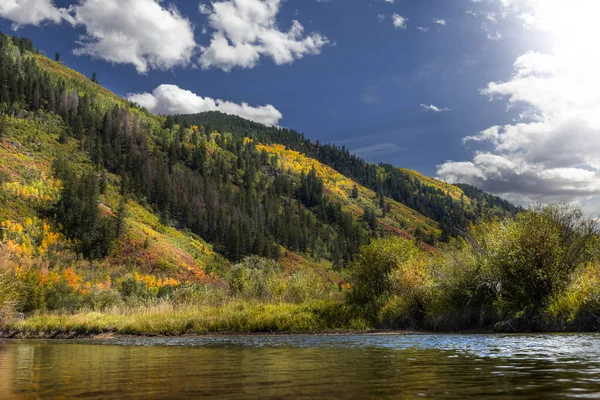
{"left": 1, "top": 301, "right": 369, "bottom": 337}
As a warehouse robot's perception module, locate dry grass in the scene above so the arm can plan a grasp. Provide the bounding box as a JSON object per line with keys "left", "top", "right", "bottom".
{"left": 2, "top": 300, "right": 369, "bottom": 337}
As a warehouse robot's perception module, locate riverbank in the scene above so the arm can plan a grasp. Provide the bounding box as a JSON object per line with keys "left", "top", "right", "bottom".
{"left": 0, "top": 300, "right": 371, "bottom": 338}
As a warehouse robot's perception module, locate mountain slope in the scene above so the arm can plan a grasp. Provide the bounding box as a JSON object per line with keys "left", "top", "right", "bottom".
{"left": 0, "top": 30, "right": 517, "bottom": 306}
{"left": 169, "top": 112, "right": 520, "bottom": 240}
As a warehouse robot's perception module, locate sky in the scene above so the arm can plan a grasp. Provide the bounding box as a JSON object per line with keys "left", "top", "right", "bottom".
{"left": 1, "top": 0, "right": 599, "bottom": 212}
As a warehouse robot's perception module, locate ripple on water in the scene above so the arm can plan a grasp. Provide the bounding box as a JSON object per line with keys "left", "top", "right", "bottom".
{"left": 1, "top": 333, "right": 600, "bottom": 399}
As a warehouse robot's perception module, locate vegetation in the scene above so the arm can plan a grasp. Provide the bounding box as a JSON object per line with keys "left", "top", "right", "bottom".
{"left": 0, "top": 31, "right": 597, "bottom": 336}
{"left": 350, "top": 205, "right": 600, "bottom": 332}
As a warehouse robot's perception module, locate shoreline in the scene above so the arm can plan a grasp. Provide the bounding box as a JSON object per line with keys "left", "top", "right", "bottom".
{"left": 3, "top": 329, "right": 595, "bottom": 340}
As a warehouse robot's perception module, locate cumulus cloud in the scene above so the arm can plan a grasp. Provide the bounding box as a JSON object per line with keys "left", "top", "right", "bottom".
{"left": 0, "top": 0, "right": 196, "bottom": 73}
{"left": 69, "top": 0, "right": 196, "bottom": 74}
{"left": 417, "top": 26, "right": 429, "bottom": 33}
{"left": 392, "top": 14, "right": 407, "bottom": 29}
{"left": 0, "top": 0, "right": 66, "bottom": 28}
{"left": 198, "top": 0, "right": 329, "bottom": 71}
{"left": 437, "top": 0, "right": 600, "bottom": 211}
{"left": 433, "top": 18, "right": 446, "bottom": 26}
{"left": 421, "top": 104, "right": 450, "bottom": 112}
{"left": 128, "top": 84, "right": 283, "bottom": 126}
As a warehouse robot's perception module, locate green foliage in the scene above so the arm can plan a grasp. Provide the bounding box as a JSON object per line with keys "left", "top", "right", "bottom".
{"left": 492, "top": 205, "right": 599, "bottom": 324}
{"left": 230, "top": 256, "right": 281, "bottom": 300}
{"left": 347, "top": 205, "right": 600, "bottom": 332}
{"left": 53, "top": 157, "right": 117, "bottom": 259}
{"left": 349, "top": 236, "right": 420, "bottom": 307}
{"left": 171, "top": 112, "right": 519, "bottom": 240}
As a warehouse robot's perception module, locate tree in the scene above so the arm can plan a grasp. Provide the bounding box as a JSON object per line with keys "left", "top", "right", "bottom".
{"left": 351, "top": 184, "right": 359, "bottom": 199}
{"left": 115, "top": 197, "right": 128, "bottom": 239}
{"left": 54, "top": 52, "right": 60, "bottom": 62}
{"left": 0, "top": 116, "right": 7, "bottom": 138}
{"left": 91, "top": 72, "right": 98, "bottom": 84}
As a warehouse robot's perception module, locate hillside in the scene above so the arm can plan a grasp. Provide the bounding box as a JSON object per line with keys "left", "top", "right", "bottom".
{"left": 0, "top": 31, "right": 516, "bottom": 317}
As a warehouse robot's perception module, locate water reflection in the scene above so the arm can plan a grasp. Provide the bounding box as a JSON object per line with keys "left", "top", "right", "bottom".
{"left": 1, "top": 334, "right": 600, "bottom": 399}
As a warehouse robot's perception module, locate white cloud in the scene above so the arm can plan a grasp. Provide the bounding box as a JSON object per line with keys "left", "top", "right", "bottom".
{"left": 433, "top": 18, "right": 446, "bottom": 26}
{"left": 437, "top": 0, "right": 600, "bottom": 211}
{"left": 128, "top": 84, "right": 283, "bottom": 126}
{"left": 67, "top": 0, "right": 196, "bottom": 74}
{"left": 377, "top": 14, "right": 385, "bottom": 23}
{"left": 421, "top": 104, "right": 450, "bottom": 112}
{"left": 0, "top": 0, "right": 67, "bottom": 28}
{"left": 383, "top": 0, "right": 394, "bottom": 3}
{"left": 392, "top": 14, "right": 407, "bottom": 29}
{"left": 198, "top": 0, "right": 329, "bottom": 71}
{"left": 0, "top": 0, "right": 196, "bottom": 74}
{"left": 416, "top": 26, "right": 429, "bottom": 33}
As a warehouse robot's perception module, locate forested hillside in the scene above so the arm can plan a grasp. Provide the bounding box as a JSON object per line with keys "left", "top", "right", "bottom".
{"left": 0, "top": 31, "right": 519, "bottom": 324}
{"left": 169, "top": 112, "right": 520, "bottom": 240}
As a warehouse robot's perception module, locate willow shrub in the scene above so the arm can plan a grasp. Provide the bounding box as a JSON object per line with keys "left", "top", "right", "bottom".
{"left": 349, "top": 236, "right": 421, "bottom": 318}
{"left": 428, "top": 205, "right": 599, "bottom": 330}
{"left": 230, "top": 256, "right": 338, "bottom": 303}
{"left": 491, "top": 205, "right": 599, "bottom": 328}
{"left": 351, "top": 205, "right": 600, "bottom": 331}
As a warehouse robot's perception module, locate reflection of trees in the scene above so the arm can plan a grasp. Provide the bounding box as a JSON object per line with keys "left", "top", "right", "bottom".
{"left": 1, "top": 341, "right": 599, "bottom": 398}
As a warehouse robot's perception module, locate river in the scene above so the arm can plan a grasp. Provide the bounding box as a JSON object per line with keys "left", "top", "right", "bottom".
{"left": 1, "top": 333, "right": 600, "bottom": 399}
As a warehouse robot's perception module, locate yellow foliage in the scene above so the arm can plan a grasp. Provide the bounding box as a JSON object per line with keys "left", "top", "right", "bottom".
{"left": 1, "top": 218, "right": 63, "bottom": 258}
{"left": 1, "top": 172, "right": 61, "bottom": 204}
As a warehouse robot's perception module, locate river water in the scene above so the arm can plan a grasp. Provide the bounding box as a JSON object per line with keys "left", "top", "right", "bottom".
{"left": 1, "top": 333, "right": 600, "bottom": 399}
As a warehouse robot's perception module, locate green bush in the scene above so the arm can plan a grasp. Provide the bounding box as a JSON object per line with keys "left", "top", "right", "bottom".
{"left": 84, "top": 289, "right": 124, "bottom": 311}
{"left": 171, "top": 284, "right": 229, "bottom": 306}
{"left": 119, "top": 275, "right": 155, "bottom": 299}
{"left": 283, "top": 271, "right": 335, "bottom": 303}
{"left": 230, "top": 256, "right": 283, "bottom": 301}
{"left": 349, "top": 236, "right": 421, "bottom": 307}
{"left": 492, "top": 205, "right": 598, "bottom": 325}
{"left": 351, "top": 205, "right": 600, "bottom": 332}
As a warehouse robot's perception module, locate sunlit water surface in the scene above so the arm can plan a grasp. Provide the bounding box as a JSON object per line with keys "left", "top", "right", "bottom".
{"left": 1, "top": 333, "right": 600, "bottom": 399}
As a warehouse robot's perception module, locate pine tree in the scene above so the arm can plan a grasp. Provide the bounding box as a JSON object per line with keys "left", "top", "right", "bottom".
{"left": 351, "top": 184, "right": 359, "bottom": 199}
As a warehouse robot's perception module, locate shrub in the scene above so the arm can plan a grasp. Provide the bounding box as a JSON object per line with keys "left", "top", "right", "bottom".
{"left": 0, "top": 243, "right": 20, "bottom": 322}
{"left": 545, "top": 262, "right": 600, "bottom": 330}
{"left": 171, "top": 284, "right": 229, "bottom": 306}
{"left": 492, "top": 205, "right": 598, "bottom": 326}
{"left": 349, "top": 236, "right": 421, "bottom": 307}
{"left": 44, "top": 281, "right": 84, "bottom": 312}
{"left": 379, "top": 256, "right": 432, "bottom": 329}
{"left": 428, "top": 204, "right": 599, "bottom": 331}
{"left": 85, "top": 289, "right": 124, "bottom": 311}
{"left": 230, "top": 256, "right": 283, "bottom": 301}
{"left": 283, "top": 271, "right": 333, "bottom": 303}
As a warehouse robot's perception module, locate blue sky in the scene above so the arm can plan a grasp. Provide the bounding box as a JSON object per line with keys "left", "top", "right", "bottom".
{"left": 1, "top": 0, "right": 600, "bottom": 211}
